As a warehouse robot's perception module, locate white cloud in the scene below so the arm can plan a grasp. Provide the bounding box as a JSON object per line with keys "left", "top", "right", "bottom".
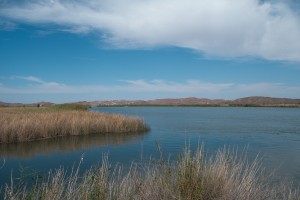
{"left": 1, "top": 0, "right": 300, "bottom": 61}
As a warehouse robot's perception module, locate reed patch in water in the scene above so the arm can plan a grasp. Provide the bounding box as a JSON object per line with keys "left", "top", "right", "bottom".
{"left": 0, "top": 107, "right": 149, "bottom": 144}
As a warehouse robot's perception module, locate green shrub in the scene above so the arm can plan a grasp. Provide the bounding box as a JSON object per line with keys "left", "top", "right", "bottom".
{"left": 50, "top": 103, "right": 91, "bottom": 111}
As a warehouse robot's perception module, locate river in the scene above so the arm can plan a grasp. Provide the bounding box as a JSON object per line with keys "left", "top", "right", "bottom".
{"left": 1, "top": 107, "right": 300, "bottom": 189}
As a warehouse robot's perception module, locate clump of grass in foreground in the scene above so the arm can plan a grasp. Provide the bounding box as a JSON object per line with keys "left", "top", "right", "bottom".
{"left": 3, "top": 147, "right": 299, "bottom": 200}
{"left": 0, "top": 107, "right": 149, "bottom": 144}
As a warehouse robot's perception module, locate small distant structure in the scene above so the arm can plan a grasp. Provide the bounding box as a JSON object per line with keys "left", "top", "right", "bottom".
{"left": 36, "top": 102, "right": 54, "bottom": 108}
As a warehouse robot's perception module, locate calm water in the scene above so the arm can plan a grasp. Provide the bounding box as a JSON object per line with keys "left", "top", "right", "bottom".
{"left": 1, "top": 107, "right": 300, "bottom": 189}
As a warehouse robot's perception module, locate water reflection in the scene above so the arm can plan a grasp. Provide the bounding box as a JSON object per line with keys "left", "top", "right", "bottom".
{"left": 0, "top": 132, "right": 147, "bottom": 158}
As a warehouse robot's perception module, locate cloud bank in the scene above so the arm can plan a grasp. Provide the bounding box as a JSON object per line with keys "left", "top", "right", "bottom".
{"left": 1, "top": 0, "right": 300, "bottom": 61}
{"left": 1, "top": 76, "right": 300, "bottom": 103}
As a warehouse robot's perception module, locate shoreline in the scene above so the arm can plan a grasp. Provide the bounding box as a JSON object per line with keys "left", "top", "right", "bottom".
{"left": 95, "top": 104, "right": 300, "bottom": 108}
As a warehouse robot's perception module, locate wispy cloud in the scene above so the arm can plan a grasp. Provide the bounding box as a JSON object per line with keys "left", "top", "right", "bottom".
{"left": 12, "top": 76, "right": 45, "bottom": 83}
{"left": 119, "top": 80, "right": 234, "bottom": 93}
{"left": 60, "top": 26, "right": 92, "bottom": 34}
{"left": 1, "top": 0, "right": 300, "bottom": 61}
{"left": 0, "top": 78, "right": 233, "bottom": 94}
{"left": 1, "top": 76, "right": 300, "bottom": 100}
{"left": 0, "top": 19, "right": 17, "bottom": 31}
{"left": 5, "top": 76, "right": 68, "bottom": 93}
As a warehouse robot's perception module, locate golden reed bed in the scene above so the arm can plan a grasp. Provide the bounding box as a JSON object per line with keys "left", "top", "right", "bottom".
{"left": 0, "top": 107, "right": 149, "bottom": 144}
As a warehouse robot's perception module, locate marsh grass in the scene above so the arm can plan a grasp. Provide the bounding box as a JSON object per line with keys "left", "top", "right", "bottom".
{"left": 0, "top": 107, "right": 149, "bottom": 144}
{"left": 3, "top": 147, "right": 299, "bottom": 200}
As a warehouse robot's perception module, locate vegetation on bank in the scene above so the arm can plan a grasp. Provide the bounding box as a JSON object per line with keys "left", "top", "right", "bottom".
{"left": 50, "top": 103, "right": 91, "bottom": 110}
{"left": 2, "top": 146, "right": 299, "bottom": 200}
{"left": 0, "top": 105, "right": 149, "bottom": 144}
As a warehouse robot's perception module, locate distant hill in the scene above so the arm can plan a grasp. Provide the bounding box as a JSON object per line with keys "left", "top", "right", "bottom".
{"left": 232, "top": 96, "right": 300, "bottom": 105}
{"left": 0, "top": 101, "right": 54, "bottom": 107}
{"left": 0, "top": 101, "right": 10, "bottom": 107}
{"left": 146, "top": 97, "right": 228, "bottom": 105}
{"left": 1, "top": 96, "right": 300, "bottom": 107}
{"left": 88, "top": 96, "right": 300, "bottom": 107}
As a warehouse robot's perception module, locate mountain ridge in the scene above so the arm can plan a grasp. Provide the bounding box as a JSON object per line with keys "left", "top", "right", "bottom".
{"left": 90, "top": 96, "right": 300, "bottom": 107}
{"left": 2, "top": 96, "right": 299, "bottom": 107}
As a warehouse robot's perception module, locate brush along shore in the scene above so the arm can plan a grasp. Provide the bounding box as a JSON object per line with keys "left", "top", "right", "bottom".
{"left": 2, "top": 146, "right": 299, "bottom": 200}
{"left": 0, "top": 104, "right": 149, "bottom": 144}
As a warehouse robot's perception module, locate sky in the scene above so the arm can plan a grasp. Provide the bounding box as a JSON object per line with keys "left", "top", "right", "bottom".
{"left": 1, "top": 0, "right": 300, "bottom": 103}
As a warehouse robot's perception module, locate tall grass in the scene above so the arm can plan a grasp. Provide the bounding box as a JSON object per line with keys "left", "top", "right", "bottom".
{"left": 0, "top": 107, "right": 149, "bottom": 144}
{"left": 3, "top": 147, "right": 299, "bottom": 200}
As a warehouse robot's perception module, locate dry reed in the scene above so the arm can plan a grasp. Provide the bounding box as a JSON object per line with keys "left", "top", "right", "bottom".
{"left": 0, "top": 107, "right": 149, "bottom": 144}
{"left": 3, "top": 146, "right": 299, "bottom": 200}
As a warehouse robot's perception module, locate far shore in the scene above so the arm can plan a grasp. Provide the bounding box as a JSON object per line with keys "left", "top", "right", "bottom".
{"left": 1, "top": 96, "right": 300, "bottom": 108}
{"left": 95, "top": 103, "right": 300, "bottom": 108}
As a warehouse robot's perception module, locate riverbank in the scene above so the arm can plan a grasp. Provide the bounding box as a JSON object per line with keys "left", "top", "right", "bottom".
{"left": 0, "top": 104, "right": 149, "bottom": 144}
{"left": 3, "top": 146, "right": 299, "bottom": 200}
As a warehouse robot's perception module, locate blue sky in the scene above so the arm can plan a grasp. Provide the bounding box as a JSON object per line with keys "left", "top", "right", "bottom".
{"left": 1, "top": 0, "right": 300, "bottom": 103}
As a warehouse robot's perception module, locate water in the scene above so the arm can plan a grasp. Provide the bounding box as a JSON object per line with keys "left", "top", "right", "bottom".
{"left": 1, "top": 107, "right": 300, "bottom": 189}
